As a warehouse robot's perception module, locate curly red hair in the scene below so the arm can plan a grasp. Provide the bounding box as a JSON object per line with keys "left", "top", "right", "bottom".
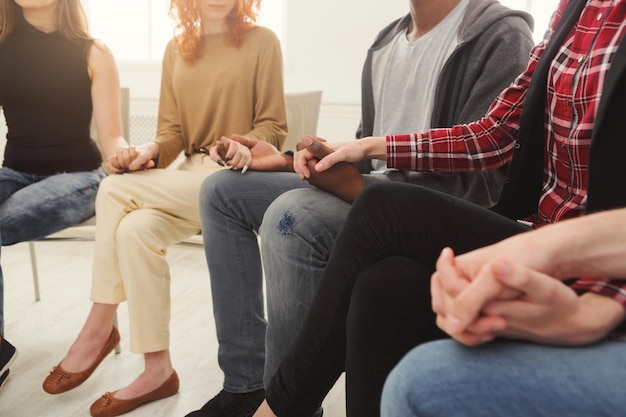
{"left": 169, "top": 0, "right": 262, "bottom": 62}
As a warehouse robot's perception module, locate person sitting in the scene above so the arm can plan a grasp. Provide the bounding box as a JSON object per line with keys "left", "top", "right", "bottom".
{"left": 251, "top": 0, "right": 626, "bottom": 416}
{"left": 190, "top": 1, "right": 533, "bottom": 416}
{"left": 41, "top": 0, "right": 287, "bottom": 416}
{"left": 0, "top": 0, "right": 127, "bottom": 391}
{"left": 383, "top": 207, "right": 626, "bottom": 417}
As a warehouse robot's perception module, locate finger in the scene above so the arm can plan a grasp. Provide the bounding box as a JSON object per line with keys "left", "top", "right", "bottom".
{"left": 430, "top": 272, "right": 445, "bottom": 315}
{"left": 208, "top": 145, "right": 224, "bottom": 165}
{"left": 229, "top": 133, "right": 255, "bottom": 148}
{"left": 228, "top": 145, "right": 251, "bottom": 170}
{"left": 314, "top": 151, "right": 342, "bottom": 172}
{"left": 436, "top": 314, "right": 489, "bottom": 346}
{"left": 293, "top": 149, "right": 314, "bottom": 178}
{"left": 296, "top": 135, "right": 315, "bottom": 152}
{"left": 121, "top": 146, "right": 136, "bottom": 167}
{"left": 304, "top": 136, "right": 333, "bottom": 160}
{"left": 435, "top": 248, "right": 471, "bottom": 297}
{"left": 217, "top": 139, "right": 229, "bottom": 162}
{"left": 128, "top": 155, "right": 149, "bottom": 171}
{"left": 110, "top": 154, "right": 120, "bottom": 169}
{"left": 493, "top": 261, "right": 565, "bottom": 304}
{"left": 449, "top": 260, "right": 514, "bottom": 328}
{"left": 464, "top": 314, "right": 507, "bottom": 335}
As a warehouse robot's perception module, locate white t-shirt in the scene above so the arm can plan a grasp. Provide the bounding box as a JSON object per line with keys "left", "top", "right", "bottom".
{"left": 370, "top": 0, "right": 468, "bottom": 172}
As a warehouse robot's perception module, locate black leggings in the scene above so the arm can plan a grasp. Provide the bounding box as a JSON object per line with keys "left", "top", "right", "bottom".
{"left": 265, "top": 182, "right": 530, "bottom": 417}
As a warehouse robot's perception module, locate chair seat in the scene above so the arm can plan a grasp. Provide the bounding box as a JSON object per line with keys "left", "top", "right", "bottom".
{"left": 42, "top": 216, "right": 96, "bottom": 240}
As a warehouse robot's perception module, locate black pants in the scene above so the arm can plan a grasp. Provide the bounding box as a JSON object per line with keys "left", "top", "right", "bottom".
{"left": 265, "top": 182, "right": 530, "bottom": 417}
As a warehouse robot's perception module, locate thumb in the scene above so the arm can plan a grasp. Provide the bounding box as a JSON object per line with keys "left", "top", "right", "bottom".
{"left": 304, "top": 136, "right": 332, "bottom": 160}
{"left": 229, "top": 133, "right": 254, "bottom": 148}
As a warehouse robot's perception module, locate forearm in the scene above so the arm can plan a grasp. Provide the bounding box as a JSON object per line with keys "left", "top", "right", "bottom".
{"left": 510, "top": 209, "right": 626, "bottom": 279}
{"left": 356, "top": 136, "right": 387, "bottom": 160}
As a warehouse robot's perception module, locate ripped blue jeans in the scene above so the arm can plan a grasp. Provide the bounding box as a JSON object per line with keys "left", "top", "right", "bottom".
{"left": 0, "top": 166, "right": 106, "bottom": 334}
{"left": 199, "top": 169, "right": 312, "bottom": 392}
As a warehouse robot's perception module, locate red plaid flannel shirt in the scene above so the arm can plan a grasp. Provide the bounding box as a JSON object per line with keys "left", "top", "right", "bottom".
{"left": 386, "top": 0, "right": 626, "bottom": 307}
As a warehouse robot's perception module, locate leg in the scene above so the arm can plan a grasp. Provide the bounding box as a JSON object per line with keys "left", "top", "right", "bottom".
{"left": 185, "top": 171, "right": 310, "bottom": 417}
{"left": 382, "top": 338, "right": 626, "bottom": 417}
{"left": 345, "top": 257, "right": 447, "bottom": 417}
{"left": 265, "top": 182, "right": 528, "bottom": 417}
{"left": 261, "top": 188, "right": 350, "bottom": 388}
{"left": 200, "top": 170, "right": 310, "bottom": 392}
{"left": 48, "top": 167, "right": 214, "bottom": 395}
{"left": 0, "top": 168, "right": 104, "bottom": 244}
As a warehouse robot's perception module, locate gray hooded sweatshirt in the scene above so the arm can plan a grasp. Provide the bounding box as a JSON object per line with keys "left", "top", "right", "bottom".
{"left": 357, "top": 0, "right": 534, "bottom": 207}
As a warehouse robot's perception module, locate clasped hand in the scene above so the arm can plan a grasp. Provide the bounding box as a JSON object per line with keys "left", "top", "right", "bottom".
{"left": 431, "top": 247, "right": 613, "bottom": 347}
{"left": 209, "top": 134, "right": 292, "bottom": 172}
{"left": 293, "top": 136, "right": 369, "bottom": 180}
{"left": 106, "top": 144, "right": 156, "bottom": 174}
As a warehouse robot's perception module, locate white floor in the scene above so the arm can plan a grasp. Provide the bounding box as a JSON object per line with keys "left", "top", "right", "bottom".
{"left": 1, "top": 240, "right": 346, "bottom": 417}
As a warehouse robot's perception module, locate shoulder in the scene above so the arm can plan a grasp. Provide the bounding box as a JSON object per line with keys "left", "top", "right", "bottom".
{"left": 243, "top": 26, "right": 281, "bottom": 48}
{"left": 460, "top": 0, "right": 533, "bottom": 43}
{"left": 88, "top": 39, "right": 116, "bottom": 67}
{"left": 87, "top": 39, "right": 118, "bottom": 77}
{"left": 160, "top": 38, "right": 180, "bottom": 65}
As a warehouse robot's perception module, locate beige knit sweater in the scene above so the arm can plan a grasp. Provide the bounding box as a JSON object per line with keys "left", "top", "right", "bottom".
{"left": 154, "top": 26, "right": 287, "bottom": 168}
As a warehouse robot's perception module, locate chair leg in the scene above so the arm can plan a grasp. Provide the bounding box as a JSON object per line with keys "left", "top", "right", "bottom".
{"left": 113, "top": 312, "right": 121, "bottom": 354}
{"left": 28, "top": 242, "right": 42, "bottom": 301}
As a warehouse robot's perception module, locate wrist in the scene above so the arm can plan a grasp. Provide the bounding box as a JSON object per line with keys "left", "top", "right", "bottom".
{"left": 282, "top": 151, "right": 295, "bottom": 172}
{"left": 572, "top": 293, "right": 625, "bottom": 343}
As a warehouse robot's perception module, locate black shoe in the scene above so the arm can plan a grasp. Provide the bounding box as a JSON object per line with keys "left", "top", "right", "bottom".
{"left": 185, "top": 388, "right": 265, "bottom": 417}
{"left": 0, "top": 338, "right": 17, "bottom": 392}
{"left": 0, "top": 369, "right": 10, "bottom": 391}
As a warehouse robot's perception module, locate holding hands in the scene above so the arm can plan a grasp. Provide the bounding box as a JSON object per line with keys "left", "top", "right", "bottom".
{"left": 294, "top": 136, "right": 363, "bottom": 203}
{"left": 105, "top": 142, "right": 158, "bottom": 174}
{"left": 293, "top": 135, "right": 385, "bottom": 178}
{"left": 209, "top": 134, "right": 293, "bottom": 172}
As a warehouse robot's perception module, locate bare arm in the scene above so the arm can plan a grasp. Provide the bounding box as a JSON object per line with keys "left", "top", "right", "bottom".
{"left": 88, "top": 42, "right": 156, "bottom": 173}
{"left": 433, "top": 208, "right": 626, "bottom": 346}
{"left": 87, "top": 41, "right": 128, "bottom": 166}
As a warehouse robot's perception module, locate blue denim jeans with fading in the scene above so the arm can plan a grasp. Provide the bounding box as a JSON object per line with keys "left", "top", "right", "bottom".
{"left": 199, "top": 169, "right": 311, "bottom": 393}
{"left": 382, "top": 338, "right": 626, "bottom": 417}
{"left": 0, "top": 166, "right": 106, "bottom": 334}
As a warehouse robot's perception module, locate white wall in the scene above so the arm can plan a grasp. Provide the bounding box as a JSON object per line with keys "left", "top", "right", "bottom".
{"left": 282, "top": 0, "right": 407, "bottom": 104}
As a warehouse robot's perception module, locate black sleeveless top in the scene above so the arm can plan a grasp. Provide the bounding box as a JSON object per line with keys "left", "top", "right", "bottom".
{"left": 0, "top": 17, "right": 102, "bottom": 175}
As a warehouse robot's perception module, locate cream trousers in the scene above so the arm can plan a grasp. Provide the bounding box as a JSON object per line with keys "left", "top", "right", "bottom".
{"left": 90, "top": 154, "right": 225, "bottom": 353}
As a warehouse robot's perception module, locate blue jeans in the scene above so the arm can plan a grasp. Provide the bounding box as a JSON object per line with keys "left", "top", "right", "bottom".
{"left": 260, "top": 187, "right": 351, "bottom": 386}
{"left": 0, "top": 167, "right": 105, "bottom": 334}
{"left": 382, "top": 338, "right": 626, "bottom": 417}
{"left": 199, "top": 169, "right": 311, "bottom": 392}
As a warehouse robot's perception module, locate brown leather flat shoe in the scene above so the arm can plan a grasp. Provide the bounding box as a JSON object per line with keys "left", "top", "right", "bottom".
{"left": 90, "top": 371, "right": 179, "bottom": 417}
{"left": 43, "top": 326, "right": 120, "bottom": 394}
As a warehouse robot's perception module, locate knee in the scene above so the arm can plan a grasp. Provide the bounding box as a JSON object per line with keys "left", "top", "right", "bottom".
{"left": 95, "top": 175, "right": 121, "bottom": 205}
{"left": 199, "top": 170, "right": 237, "bottom": 214}
{"left": 381, "top": 357, "right": 417, "bottom": 417}
{"left": 115, "top": 211, "right": 165, "bottom": 254}
{"left": 348, "top": 257, "right": 428, "bottom": 327}
{"left": 262, "top": 189, "right": 308, "bottom": 238}
{"left": 381, "top": 344, "right": 443, "bottom": 417}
